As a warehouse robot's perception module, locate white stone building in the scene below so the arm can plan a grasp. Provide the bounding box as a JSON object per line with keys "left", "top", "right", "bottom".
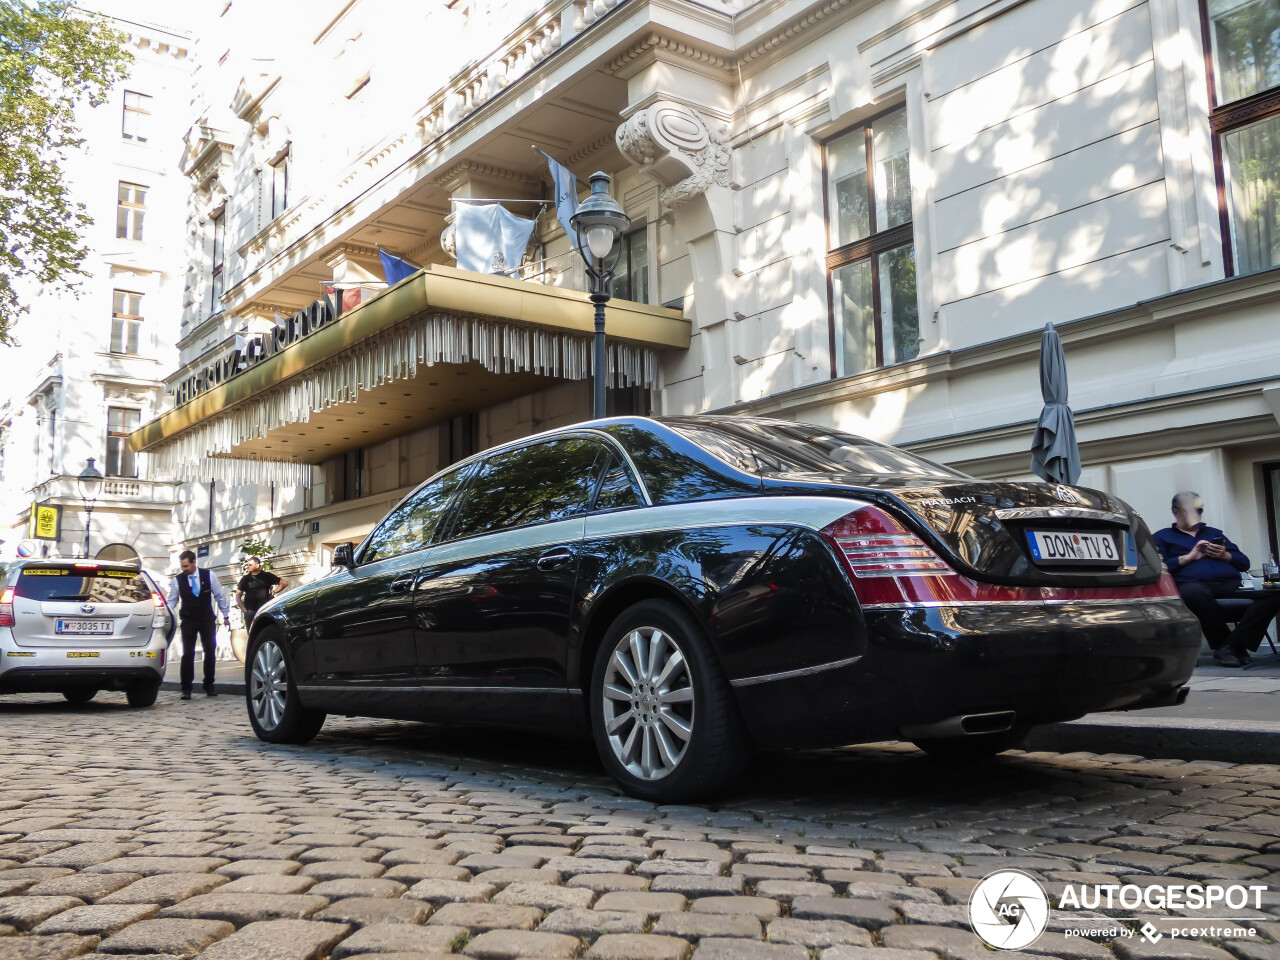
{"left": 0, "top": 4, "right": 193, "bottom": 568}
{"left": 134, "top": 0, "right": 1280, "bottom": 583}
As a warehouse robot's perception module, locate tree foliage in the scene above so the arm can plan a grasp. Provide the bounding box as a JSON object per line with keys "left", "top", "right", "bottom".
{"left": 0, "top": 1, "right": 131, "bottom": 343}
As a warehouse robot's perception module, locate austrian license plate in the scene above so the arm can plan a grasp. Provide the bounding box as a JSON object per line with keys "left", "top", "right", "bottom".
{"left": 1025, "top": 530, "right": 1121, "bottom": 566}
{"left": 55, "top": 619, "right": 112, "bottom": 635}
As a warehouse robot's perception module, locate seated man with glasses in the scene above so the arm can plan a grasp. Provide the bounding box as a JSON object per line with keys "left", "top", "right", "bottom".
{"left": 1152, "top": 491, "right": 1280, "bottom": 667}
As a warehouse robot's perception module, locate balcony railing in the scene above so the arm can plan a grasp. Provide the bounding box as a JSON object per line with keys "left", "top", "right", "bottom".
{"left": 30, "top": 475, "right": 178, "bottom": 505}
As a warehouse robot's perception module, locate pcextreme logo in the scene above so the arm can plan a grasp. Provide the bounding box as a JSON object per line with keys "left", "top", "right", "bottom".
{"left": 969, "top": 870, "right": 1050, "bottom": 950}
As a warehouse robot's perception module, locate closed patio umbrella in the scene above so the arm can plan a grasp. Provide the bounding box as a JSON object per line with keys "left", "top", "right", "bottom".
{"left": 1030, "top": 322, "right": 1081, "bottom": 485}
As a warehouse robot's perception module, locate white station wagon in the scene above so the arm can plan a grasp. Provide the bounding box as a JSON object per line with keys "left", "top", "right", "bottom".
{"left": 0, "top": 560, "right": 173, "bottom": 707}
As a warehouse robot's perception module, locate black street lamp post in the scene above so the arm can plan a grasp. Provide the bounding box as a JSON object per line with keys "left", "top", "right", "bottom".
{"left": 570, "top": 172, "right": 631, "bottom": 419}
{"left": 77, "top": 458, "right": 103, "bottom": 559}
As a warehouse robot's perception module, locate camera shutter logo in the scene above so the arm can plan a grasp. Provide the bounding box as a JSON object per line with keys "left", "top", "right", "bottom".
{"left": 969, "top": 870, "right": 1050, "bottom": 950}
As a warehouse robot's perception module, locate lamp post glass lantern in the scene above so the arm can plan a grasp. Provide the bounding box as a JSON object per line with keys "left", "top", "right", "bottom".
{"left": 570, "top": 171, "right": 631, "bottom": 419}
{"left": 78, "top": 458, "right": 103, "bottom": 559}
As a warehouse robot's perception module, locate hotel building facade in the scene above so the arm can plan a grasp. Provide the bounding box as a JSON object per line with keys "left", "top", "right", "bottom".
{"left": 134, "top": 0, "right": 1280, "bottom": 585}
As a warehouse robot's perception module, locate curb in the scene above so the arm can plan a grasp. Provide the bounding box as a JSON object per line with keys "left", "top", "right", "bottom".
{"left": 1024, "top": 715, "right": 1280, "bottom": 764}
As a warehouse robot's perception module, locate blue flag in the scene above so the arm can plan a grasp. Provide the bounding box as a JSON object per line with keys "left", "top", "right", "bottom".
{"left": 538, "top": 148, "right": 579, "bottom": 239}
{"left": 379, "top": 249, "right": 419, "bottom": 286}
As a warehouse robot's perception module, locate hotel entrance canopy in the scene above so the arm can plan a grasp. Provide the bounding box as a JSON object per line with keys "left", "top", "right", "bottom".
{"left": 129, "top": 265, "right": 689, "bottom": 485}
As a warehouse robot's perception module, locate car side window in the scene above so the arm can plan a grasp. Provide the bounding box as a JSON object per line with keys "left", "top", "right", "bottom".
{"left": 361, "top": 467, "right": 467, "bottom": 563}
{"left": 451, "top": 437, "right": 607, "bottom": 539}
{"left": 592, "top": 453, "right": 644, "bottom": 512}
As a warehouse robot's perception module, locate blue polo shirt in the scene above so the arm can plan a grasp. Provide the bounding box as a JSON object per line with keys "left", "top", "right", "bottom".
{"left": 1151, "top": 522, "right": 1250, "bottom": 584}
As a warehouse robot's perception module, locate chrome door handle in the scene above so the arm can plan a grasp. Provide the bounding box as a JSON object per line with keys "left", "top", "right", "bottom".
{"left": 536, "top": 547, "right": 575, "bottom": 571}
{"left": 389, "top": 574, "right": 416, "bottom": 593}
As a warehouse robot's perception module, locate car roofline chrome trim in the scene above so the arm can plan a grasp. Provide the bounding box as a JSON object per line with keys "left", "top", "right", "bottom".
{"left": 729, "top": 656, "right": 862, "bottom": 687}
{"left": 861, "top": 596, "right": 1182, "bottom": 609}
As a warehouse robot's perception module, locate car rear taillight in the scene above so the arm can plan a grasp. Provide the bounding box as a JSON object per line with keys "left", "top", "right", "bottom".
{"left": 0, "top": 587, "right": 15, "bottom": 627}
{"left": 151, "top": 592, "right": 165, "bottom": 608}
{"left": 821, "top": 505, "right": 957, "bottom": 606}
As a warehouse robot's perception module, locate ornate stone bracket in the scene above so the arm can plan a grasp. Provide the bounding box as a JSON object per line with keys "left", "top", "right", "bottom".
{"left": 616, "top": 101, "right": 730, "bottom": 208}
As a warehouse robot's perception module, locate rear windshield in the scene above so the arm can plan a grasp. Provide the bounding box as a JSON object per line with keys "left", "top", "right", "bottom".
{"left": 668, "top": 419, "right": 970, "bottom": 481}
{"left": 16, "top": 568, "right": 151, "bottom": 603}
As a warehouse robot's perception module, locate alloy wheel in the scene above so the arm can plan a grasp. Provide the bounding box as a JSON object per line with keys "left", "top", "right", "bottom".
{"left": 250, "top": 639, "right": 288, "bottom": 731}
{"left": 601, "top": 626, "right": 695, "bottom": 780}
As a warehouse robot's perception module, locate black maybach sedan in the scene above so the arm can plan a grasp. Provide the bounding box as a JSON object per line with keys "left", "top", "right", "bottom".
{"left": 244, "top": 416, "right": 1200, "bottom": 801}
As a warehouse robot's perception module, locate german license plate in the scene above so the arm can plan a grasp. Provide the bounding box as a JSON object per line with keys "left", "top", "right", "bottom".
{"left": 55, "top": 619, "right": 112, "bottom": 635}
{"left": 1025, "top": 530, "right": 1121, "bottom": 566}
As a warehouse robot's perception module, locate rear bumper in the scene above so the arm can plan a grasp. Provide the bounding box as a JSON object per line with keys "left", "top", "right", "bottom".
{"left": 0, "top": 628, "right": 166, "bottom": 693}
{"left": 732, "top": 598, "right": 1202, "bottom": 749}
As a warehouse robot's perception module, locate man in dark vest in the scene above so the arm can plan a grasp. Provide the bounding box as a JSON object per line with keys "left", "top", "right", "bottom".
{"left": 166, "top": 549, "right": 232, "bottom": 699}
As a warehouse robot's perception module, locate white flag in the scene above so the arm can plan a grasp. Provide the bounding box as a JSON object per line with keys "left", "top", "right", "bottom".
{"left": 455, "top": 203, "right": 537, "bottom": 275}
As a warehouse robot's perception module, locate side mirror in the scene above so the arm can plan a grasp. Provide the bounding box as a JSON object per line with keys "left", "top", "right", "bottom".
{"left": 332, "top": 542, "right": 355, "bottom": 569}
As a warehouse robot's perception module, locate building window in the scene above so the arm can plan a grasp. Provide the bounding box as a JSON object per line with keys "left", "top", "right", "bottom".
{"left": 824, "top": 106, "right": 918, "bottom": 378}
{"left": 106, "top": 408, "right": 140, "bottom": 478}
{"left": 1205, "top": 0, "right": 1280, "bottom": 275}
{"left": 111, "top": 290, "right": 143, "bottom": 355}
{"left": 613, "top": 227, "right": 650, "bottom": 303}
{"left": 270, "top": 155, "right": 288, "bottom": 220}
{"left": 122, "top": 91, "right": 150, "bottom": 142}
{"left": 116, "top": 182, "right": 146, "bottom": 240}
{"left": 210, "top": 211, "right": 225, "bottom": 315}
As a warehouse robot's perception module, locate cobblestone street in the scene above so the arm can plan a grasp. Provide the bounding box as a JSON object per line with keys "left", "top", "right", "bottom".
{"left": 2, "top": 690, "right": 1280, "bottom": 960}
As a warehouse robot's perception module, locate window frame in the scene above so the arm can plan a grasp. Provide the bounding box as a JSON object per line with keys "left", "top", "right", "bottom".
{"left": 821, "top": 104, "right": 917, "bottom": 377}
{"left": 210, "top": 210, "right": 226, "bottom": 315}
{"left": 1199, "top": 0, "right": 1280, "bottom": 276}
{"left": 269, "top": 154, "right": 289, "bottom": 220}
{"left": 105, "top": 407, "right": 140, "bottom": 478}
{"left": 613, "top": 226, "right": 650, "bottom": 303}
{"left": 110, "top": 289, "right": 143, "bottom": 355}
{"left": 122, "top": 90, "right": 151, "bottom": 142}
{"left": 116, "top": 182, "right": 147, "bottom": 241}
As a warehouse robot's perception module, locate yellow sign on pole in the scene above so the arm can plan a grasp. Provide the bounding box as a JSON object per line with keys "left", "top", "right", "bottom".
{"left": 30, "top": 504, "right": 61, "bottom": 541}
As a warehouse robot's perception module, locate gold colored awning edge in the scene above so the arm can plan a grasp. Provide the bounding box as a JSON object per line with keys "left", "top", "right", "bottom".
{"left": 130, "top": 265, "right": 689, "bottom": 454}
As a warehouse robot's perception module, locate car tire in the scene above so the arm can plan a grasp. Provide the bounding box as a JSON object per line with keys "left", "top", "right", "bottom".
{"left": 589, "top": 598, "right": 750, "bottom": 803}
{"left": 245, "top": 626, "right": 325, "bottom": 744}
{"left": 62, "top": 689, "right": 96, "bottom": 705}
{"left": 912, "top": 725, "right": 1030, "bottom": 762}
{"left": 125, "top": 680, "right": 160, "bottom": 708}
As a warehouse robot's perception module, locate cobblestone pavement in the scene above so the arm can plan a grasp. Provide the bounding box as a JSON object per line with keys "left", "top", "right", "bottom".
{"left": 2, "top": 692, "right": 1280, "bottom": 960}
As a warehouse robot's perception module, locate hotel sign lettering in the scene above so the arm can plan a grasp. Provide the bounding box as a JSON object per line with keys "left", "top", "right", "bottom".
{"left": 170, "top": 293, "right": 339, "bottom": 406}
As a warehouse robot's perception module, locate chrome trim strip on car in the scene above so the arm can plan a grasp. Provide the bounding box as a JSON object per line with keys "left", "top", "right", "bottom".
{"left": 730, "top": 656, "right": 863, "bottom": 687}
{"left": 298, "top": 684, "right": 569, "bottom": 695}
{"left": 421, "top": 516, "right": 587, "bottom": 569}
{"left": 861, "top": 597, "right": 1185, "bottom": 610}
{"left": 583, "top": 496, "right": 868, "bottom": 540}
{"left": 992, "top": 507, "right": 1128, "bottom": 524}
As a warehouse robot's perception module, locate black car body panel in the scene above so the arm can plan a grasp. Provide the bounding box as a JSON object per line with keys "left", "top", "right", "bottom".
{"left": 247, "top": 415, "right": 1201, "bottom": 757}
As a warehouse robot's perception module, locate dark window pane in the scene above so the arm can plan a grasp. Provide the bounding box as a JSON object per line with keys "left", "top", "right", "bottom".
{"left": 828, "top": 128, "right": 869, "bottom": 245}
{"left": 451, "top": 438, "right": 606, "bottom": 538}
{"left": 600, "top": 423, "right": 759, "bottom": 505}
{"left": 17, "top": 569, "right": 150, "bottom": 602}
{"left": 362, "top": 467, "right": 467, "bottom": 563}
{"left": 1209, "top": 0, "right": 1280, "bottom": 104}
{"left": 873, "top": 108, "right": 912, "bottom": 230}
{"left": 832, "top": 259, "right": 874, "bottom": 376}
{"left": 878, "top": 243, "right": 919, "bottom": 363}
{"left": 593, "top": 453, "right": 644, "bottom": 512}
{"left": 1223, "top": 112, "right": 1280, "bottom": 274}
{"left": 667, "top": 418, "right": 969, "bottom": 481}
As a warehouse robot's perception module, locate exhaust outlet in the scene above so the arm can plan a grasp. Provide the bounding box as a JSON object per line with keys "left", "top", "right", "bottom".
{"left": 1118, "top": 685, "right": 1190, "bottom": 711}
{"left": 901, "top": 710, "right": 1017, "bottom": 740}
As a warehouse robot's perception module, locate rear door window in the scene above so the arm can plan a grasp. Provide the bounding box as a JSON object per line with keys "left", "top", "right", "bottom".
{"left": 451, "top": 437, "right": 607, "bottom": 539}
{"left": 17, "top": 567, "right": 151, "bottom": 603}
{"left": 592, "top": 453, "right": 645, "bottom": 512}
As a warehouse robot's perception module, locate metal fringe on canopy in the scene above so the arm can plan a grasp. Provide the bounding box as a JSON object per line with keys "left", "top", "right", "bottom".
{"left": 147, "top": 311, "right": 659, "bottom": 487}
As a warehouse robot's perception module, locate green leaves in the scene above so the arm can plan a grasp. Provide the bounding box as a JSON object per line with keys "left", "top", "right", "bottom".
{"left": 0, "top": 0, "right": 132, "bottom": 343}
